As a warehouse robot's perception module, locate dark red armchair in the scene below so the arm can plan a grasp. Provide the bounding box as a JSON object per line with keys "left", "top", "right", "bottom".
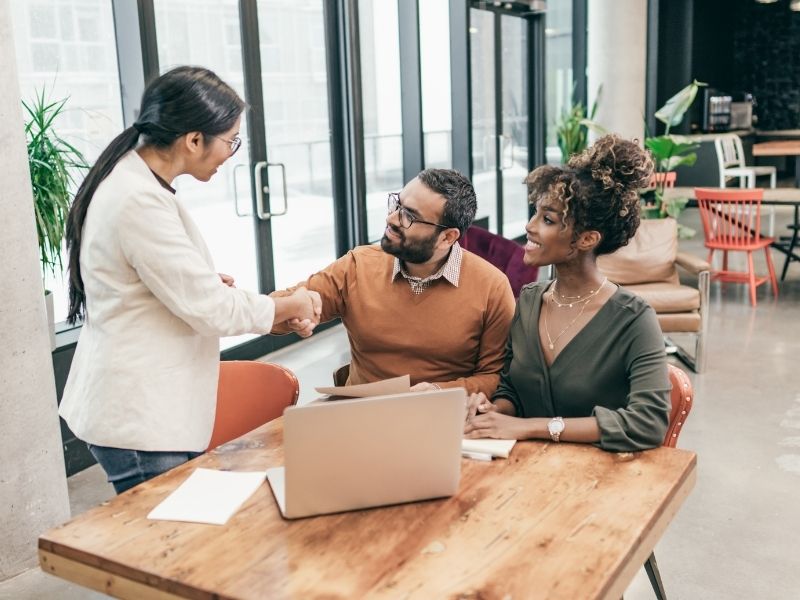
{"left": 461, "top": 226, "right": 538, "bottom": 297}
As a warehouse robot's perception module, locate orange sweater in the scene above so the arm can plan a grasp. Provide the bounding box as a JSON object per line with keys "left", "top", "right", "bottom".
{"left": 274, "top": 245, "right": 515, "bottom": 397}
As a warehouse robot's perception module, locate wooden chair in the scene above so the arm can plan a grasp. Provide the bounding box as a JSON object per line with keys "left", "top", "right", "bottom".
{"left": 207, "top": 361, "right": 299, "bottom": 450}
{"left": 643, "top": 364, "right": 694, "bottom": 600}
{"left": 332, "top": 363, "right": 350, "bottom": 387}
{"left": 714, "top": 134, "right": 777, "bottom": 235}
{"left": 694, "top": 187, "right": 778, "bottom": 306}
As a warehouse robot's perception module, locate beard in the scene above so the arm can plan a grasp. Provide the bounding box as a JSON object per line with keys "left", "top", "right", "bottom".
{"left": 380, "top": 225, "right": 440, "bottom": 264}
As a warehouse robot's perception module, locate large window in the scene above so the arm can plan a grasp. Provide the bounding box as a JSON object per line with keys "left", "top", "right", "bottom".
{"left": 11, "top": 0, "right": 124, "bottom": 324}
{"left": 420, "top": 0, "right": 452, "bottom": 170}
{"left": 545, "top": 0, "right": 573, "bottom": 165}
{"left": 359, "top": 0, "right": 403, "bottom": 242}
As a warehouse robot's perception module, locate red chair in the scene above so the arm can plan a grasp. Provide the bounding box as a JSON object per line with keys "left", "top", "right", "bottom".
{"left": 694, "top": 187, "right": 778, "bottom": 306}
{"left": 207, "top": 361, "right": 299, "bottom": 450}
{"left": 644, "top": 364, "right": 694, "bottom": 600}
{"left": 460, "top": 225, "right": 538, "bottom": 298}
{"left": 650, "top": 171, "right": 676, "bottom": 188}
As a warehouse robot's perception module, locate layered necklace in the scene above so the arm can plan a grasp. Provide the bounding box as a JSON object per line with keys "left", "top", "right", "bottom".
{"left": 543, "top": 277, "right": 607, "bottom": 351}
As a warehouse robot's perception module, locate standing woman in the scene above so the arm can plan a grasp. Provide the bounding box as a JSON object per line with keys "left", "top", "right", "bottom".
{"left": 60, "top": 66, "right": 320, "bottom": 493}
{"left": 465, "top": 135, "right": 670, "bottom": 451}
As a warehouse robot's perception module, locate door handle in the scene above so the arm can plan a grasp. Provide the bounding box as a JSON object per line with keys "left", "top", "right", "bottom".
{"left": 254, "top": 161, "right": 289, "bottom": 220}
{"left": 233, "top": 163, "right": 251, "bottom": 217}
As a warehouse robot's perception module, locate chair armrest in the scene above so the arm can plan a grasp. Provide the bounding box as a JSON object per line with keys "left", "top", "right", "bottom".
{"left": 675, "top": 252, "right": 711, "bottom": 275}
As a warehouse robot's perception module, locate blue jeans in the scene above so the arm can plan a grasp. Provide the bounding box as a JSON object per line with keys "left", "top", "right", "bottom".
{"left": 87, "top": 444, "right": 203, "bottom": 494}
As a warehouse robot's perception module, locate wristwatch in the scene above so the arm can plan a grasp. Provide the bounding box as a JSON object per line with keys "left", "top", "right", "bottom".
{"left": 547, "top": 417, "right": 565, "bottom": 442}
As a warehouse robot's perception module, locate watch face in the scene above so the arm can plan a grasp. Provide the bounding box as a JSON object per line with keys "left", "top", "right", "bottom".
{"left": 548, "top": 419, "right": 565, "bottom": 434}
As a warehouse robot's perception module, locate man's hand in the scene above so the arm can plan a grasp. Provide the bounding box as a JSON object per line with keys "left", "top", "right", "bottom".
{"left": 465, "top": 392, "right": 497, "bottom": 422}
{"left": 219, "top": 273, "right": 236, "bottom": 287}
{"left": 463, "top": 412, "right": 527, "bottom": 439}
{"left": 410, "top": 382, "right": 440, "bottom": 392}
{"left": 286, "top": 318, "right": 316, "bottom": 338}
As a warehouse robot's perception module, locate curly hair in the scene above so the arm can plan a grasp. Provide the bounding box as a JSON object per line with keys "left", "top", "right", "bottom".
{"left": 525, "top": 134, "right": 653, "bottom": 255}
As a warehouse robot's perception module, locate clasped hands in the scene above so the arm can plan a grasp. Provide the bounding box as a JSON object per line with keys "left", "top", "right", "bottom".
{"left": 285, "top": 287, "right": 322, "bottom": 338}
{"left": 463, "top": 392, "right": 526, "bottom": 440}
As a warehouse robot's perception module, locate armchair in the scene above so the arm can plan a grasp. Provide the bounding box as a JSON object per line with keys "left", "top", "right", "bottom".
{"left": 598, "top": 218, "right": 709, "bottom": 373}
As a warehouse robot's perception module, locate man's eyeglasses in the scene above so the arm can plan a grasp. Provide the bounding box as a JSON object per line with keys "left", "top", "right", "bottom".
{"left": 387, "top": 193, "right": 449, "bottom": 230}
{"left": 213, "top": 134, "right": 242, "bottom": 156}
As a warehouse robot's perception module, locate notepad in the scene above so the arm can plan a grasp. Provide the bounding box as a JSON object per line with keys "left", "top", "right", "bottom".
{"left": 461, "top": 438, "right": 516, "bottom": 459}
{"left": 147, "top": 468, "right": 266, "bottom": 525}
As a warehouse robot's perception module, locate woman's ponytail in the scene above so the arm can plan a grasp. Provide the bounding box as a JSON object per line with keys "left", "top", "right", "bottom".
{"left": 65, "top": 126, "right": 140, "bottom": 324}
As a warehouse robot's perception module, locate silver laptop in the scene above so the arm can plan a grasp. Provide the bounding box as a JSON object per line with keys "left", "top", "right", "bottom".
{"left": 266, "top": 388, "right": 465, "bottom": 519}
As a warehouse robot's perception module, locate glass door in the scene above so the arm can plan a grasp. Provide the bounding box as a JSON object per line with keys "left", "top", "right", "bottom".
{"left": 154, "top": 0, "right": 339, "bottom": 353}
{"left": 468, "top": 3, "right": 536, "bottom": 239}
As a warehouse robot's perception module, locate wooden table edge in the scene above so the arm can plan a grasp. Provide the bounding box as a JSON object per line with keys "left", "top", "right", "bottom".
{"left": 597, "top": 452, "right": 697, "bottom": 600}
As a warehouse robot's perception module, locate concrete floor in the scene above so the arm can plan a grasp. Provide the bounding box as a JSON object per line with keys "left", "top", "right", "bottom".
{"left": 3, "top": 207, "right": 799, "bottom": 600}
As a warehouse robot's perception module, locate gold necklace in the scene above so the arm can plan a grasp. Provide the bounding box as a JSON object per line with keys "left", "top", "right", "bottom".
{"left": 543, "top": 291, "right": 591, "bottom": 351}
{"left": 551, "top": 277, "right": 607, "bottom": 308}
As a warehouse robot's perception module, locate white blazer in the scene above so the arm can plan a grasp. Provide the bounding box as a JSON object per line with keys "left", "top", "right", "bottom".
{"left": 59, "top": 151, "right": 276, "bottom": 451}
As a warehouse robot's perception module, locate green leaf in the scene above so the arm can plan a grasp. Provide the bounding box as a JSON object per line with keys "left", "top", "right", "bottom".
{"left": 654, "top": 80, "right": 707, "bottom": 128}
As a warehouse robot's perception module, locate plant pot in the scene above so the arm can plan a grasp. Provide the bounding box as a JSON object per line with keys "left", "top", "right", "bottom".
{"left": 44, "top": 289, "right": 56, "bottom": 350}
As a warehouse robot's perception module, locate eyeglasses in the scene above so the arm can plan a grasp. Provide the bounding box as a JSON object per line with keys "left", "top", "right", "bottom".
{"left": 213, "top": 134, "right": 242, "bottom": 156}
{"left": 387, "top": 193, "right": 449, "bottom": 230}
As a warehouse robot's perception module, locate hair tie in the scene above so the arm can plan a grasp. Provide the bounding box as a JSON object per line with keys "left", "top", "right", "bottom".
{"left": 132, "top": 122, "right": 145, "bottom": 133}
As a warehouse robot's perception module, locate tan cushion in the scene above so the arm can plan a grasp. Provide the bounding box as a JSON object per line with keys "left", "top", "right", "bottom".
{"left": 623, "top": 282, "right": 701, "bottom": 313}
{"left": 598, "top": 218, "right": 679, "bottom": 285}
{"left": 656, "top": 312, "right": 702, "bottom": 333}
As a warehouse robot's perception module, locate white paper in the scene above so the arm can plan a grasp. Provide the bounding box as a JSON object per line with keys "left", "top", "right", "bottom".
{"left": 147, "top": 468, "right": 265, "bottom": 525}
{"left": 315, "top": 374, "right": 411, "bottom": 398}
{"left": 461, "top": 438, "right": 516, "bottom": 459}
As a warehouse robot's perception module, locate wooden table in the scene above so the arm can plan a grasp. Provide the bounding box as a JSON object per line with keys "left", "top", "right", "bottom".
{"left": 39, "top": 420, "right": 696, "bottom": 600}
{"left": 752, "top": 140, "right": 800, "bottom": 187}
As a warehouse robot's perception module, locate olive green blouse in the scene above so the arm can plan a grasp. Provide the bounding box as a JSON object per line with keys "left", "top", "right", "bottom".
{"left": 492, "top": 282, "right": 670, "bottom": 452}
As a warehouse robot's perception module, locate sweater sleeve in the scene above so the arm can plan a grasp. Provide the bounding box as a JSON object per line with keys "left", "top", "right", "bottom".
{"left": 270, "top": 251, "right": 351, "bottom": 334}
{"left": 592, "top": 306, "right": 671, "bottom": 452}
{"left": 118, "top": 190, "right": 275, "bottom": 337}
{"left": 491, "top": 303, "right": 522, "bottom": 413}
{"left": 436, "top": 276, "right": 516, "bottom": 396}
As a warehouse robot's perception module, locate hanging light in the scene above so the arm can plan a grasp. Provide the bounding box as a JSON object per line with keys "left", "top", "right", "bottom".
{"left": 754, "top": 0, "right": 778, "bottom": 4}
{"left": 791, "top": 0, "right": 800, "bottom": 10}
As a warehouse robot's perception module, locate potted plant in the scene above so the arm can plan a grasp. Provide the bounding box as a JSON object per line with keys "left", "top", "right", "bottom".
{"left": 643, "top": 80, "right": 706, "bottom": 236}
{"left": 555, "top": 86, "right": 606, "bottom": 164}
{"left": 23, "top": 88, "right": 88, "bottom": 348}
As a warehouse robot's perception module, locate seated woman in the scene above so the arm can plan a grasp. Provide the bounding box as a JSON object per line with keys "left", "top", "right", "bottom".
{"left": 464, "top": 134, "right": 670, "bottom": 452}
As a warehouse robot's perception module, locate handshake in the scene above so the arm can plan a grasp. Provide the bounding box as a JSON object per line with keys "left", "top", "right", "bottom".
{"left": 272, "top": 287, "right": 323, "bottom": 338}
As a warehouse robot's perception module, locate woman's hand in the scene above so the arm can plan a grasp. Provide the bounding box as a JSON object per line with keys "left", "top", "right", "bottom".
{"left": 218, "top": 273, "right": 236, "bottom": 287}
{"left": 463, "top": 412, "right": 529, "bottom": 440}
{"left": 465, "top": 392, "right": 497, "bottom": 422}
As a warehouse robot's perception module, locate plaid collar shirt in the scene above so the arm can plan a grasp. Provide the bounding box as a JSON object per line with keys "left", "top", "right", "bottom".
{"left": 391, "top": 242, "right": 463, "bottom": 295}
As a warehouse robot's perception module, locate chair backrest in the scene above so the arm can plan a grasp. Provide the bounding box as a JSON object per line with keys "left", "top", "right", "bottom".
{"left": 649, "top": 171, "right": 676, "bottom": 188}
{"left": 694, "top": 187, "right": 764, "bottom": 248}
{"left": 333, "top": 363, "right": 350, "bottom": 386}
{"left": 714, "top": 134, "right": 746, "bottom": 186}
{"left": 664, "top": 364, "right": 693, "bottom": 448}
{"left": 460, "top": 225, "right": 538, "bottom": 297}
{"left": 207, "top": 360, "right": 299, "bottom": 450}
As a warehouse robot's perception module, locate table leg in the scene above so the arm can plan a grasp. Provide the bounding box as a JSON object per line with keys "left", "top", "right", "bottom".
{"left": 796, "top": 156, "right": 800, "bottom": 189}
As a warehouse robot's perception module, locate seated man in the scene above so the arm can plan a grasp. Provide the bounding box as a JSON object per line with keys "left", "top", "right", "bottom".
{"left": 273, "top": 169, "right": 516, "bottom": 397}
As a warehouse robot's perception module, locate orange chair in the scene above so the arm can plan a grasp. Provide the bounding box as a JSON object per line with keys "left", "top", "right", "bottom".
{"left": 650, "top": 171, "right": 676, "bottom": 188}
{"left": 694, "top": 187, "right": 778, "bottom": 306}
{"left": 206, "top": 361, "right": 299, "bottom": 450}
{"left": 643, "top": 364, "right": 694, "bottom": 600}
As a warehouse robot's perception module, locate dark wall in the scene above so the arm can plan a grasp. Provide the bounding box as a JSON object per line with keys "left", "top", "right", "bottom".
{"left": 656, "top": 0, "right": 800, "bottom": 133}
{"left": 733, "top": 1, "right": 800, "bottom": 130}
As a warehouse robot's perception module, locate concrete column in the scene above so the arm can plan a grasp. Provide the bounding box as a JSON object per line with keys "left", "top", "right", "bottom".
{"left": 0, "top": 0, "right": 71, "bottom": 581}
{"left": 586, "top": 0, "right": 649, "bottom": 142}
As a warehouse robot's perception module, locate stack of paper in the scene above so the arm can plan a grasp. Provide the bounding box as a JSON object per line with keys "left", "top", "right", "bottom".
{"left": 147, "top": 468, "right": 266, "bottom": 525}
{"left": 462, "top": 438, "right": 516, "bottom": 459}
{"left": 314, "top": 374, "right": 411, "bottom": 398}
